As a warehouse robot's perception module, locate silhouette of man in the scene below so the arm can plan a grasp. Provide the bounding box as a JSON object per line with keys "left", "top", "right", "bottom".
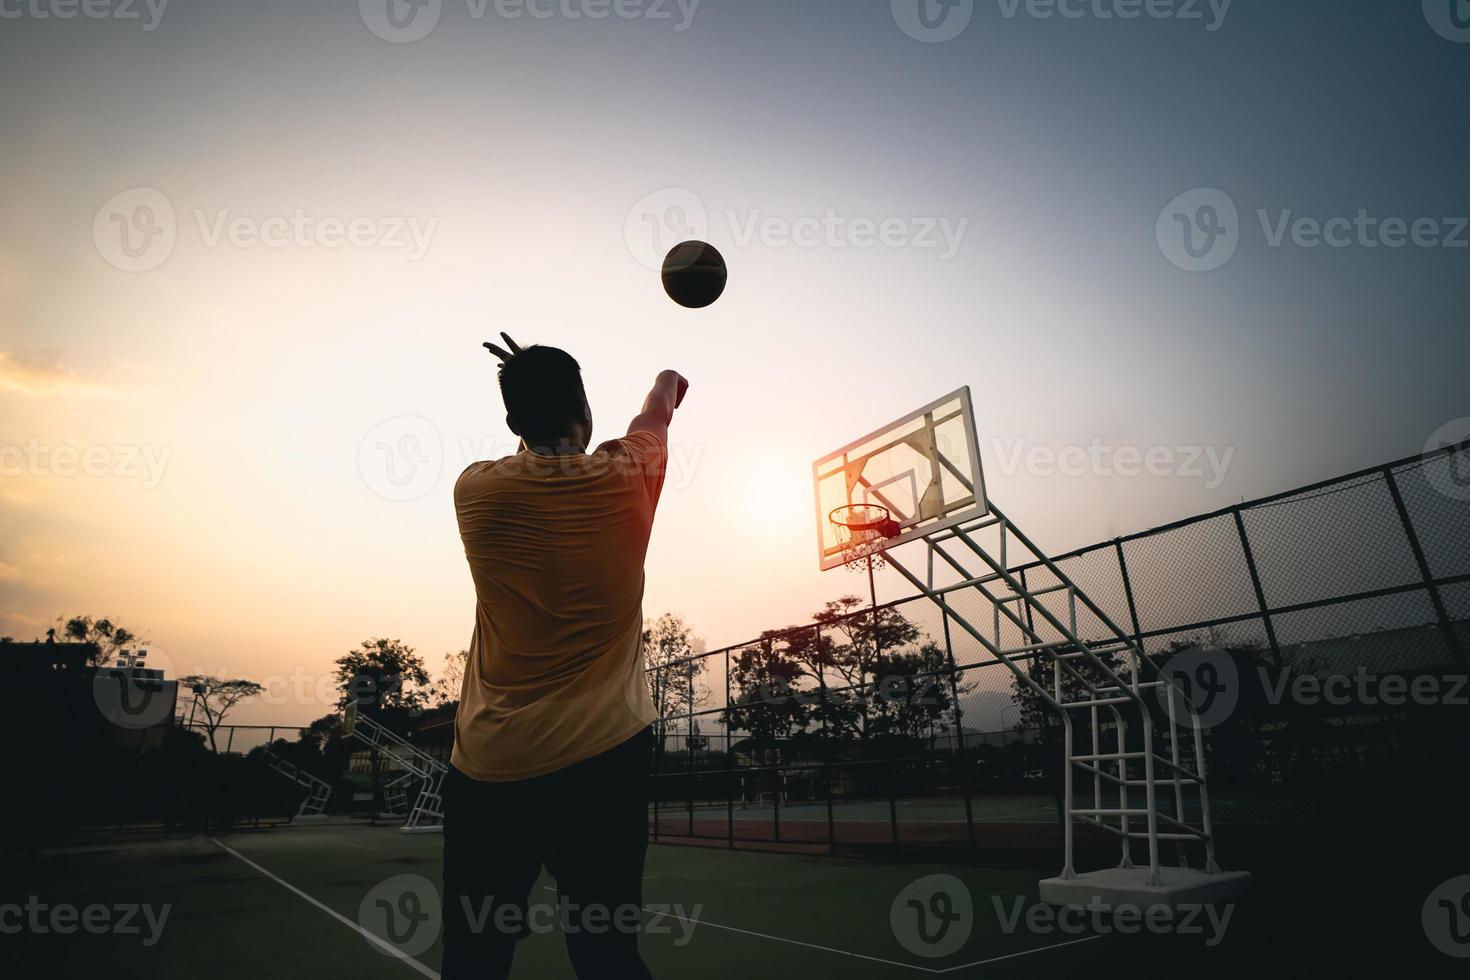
{"left": 442, "top": 333, "right": 687, "bottom": 979}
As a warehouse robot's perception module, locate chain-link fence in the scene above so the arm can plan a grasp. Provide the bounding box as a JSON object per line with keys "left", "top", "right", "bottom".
{"left": 648, "top": 442, "right": 1470, "bottom": 856}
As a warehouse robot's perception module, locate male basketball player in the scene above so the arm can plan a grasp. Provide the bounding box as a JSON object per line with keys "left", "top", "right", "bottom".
{"left": 442, "top": 332, "right": 687, "bottom": 979}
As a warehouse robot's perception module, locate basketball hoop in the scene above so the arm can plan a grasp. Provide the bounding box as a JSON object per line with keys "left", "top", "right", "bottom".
{"left": 829, "top": 504, "right": 902, "bottom": 571}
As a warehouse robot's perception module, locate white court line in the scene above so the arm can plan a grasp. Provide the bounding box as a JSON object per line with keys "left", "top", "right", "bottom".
{"left": 215, "top": 839, "right": 1094, "bottom": 977}
{"left": 561, "top": 887, "right": 1105, "bottom": 975}
{"left": 210, "top": 838, "right": 439, "bottom": 980}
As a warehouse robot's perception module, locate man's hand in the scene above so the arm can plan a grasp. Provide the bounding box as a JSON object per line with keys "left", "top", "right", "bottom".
{"left": 482, "top": 332, "right": 525, "bottom": 364}
{"left": 662, "top": 370, "right": 690, "bottom": 409}
{"left": 627, "top": 370, "right": 688, "bottom": 441}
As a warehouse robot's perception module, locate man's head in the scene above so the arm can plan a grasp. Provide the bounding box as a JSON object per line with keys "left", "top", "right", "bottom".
{"left": 499, "top": 345, "right": 592, "bottom": 452}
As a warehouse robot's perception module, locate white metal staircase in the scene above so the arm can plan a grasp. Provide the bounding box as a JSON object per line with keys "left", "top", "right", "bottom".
{"left": 346, "top": 709, "right": 447, "bottom": 833}
{"left": 880, "top": 503, "right": 1225, "bottom": 888}
{"left": 261, "top": 748, "right": 332, "bottom": 819}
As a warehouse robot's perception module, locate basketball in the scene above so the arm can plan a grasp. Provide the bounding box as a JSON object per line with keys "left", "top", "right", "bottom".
{"left": 661, "top": 240, "right": 727, "bottom": 309}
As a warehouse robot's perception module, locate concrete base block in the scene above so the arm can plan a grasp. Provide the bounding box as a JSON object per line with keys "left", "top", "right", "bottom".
{"left": 1039, "top": 867, "right": 1252, "bottom": 911}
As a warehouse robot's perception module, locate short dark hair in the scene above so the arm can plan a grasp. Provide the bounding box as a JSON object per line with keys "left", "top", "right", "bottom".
{"left": 498, "top": 346, "right": 587, "bottom": 440}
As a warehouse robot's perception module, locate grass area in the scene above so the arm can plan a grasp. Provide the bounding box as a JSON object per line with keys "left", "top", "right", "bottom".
{"left": 1, "top": 818, "right": 1454, "bottom": 978}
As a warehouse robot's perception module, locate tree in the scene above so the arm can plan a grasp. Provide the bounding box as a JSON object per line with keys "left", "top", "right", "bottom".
{"left": 179, "top": 675, "right": 264, "bottom": 753}
{"left": 867, "top": 641, "right": 971, "bottom": 746}
{"left": 433, "top": 650, "right": 468, "bottom": 706}
{"left": 808, "top": 597, "right": 922, "bottom": 742}
{"left": 333, "top": 638, "right": 431, "bottom": 713}
{"left": 59, "top": 615, "right": 146, "bottom": 666}
{"left": 722, "top": 640, "right": 811, "bottom": 751}
{"left": 642, "top": 614, "right": 709, "bottom": 741}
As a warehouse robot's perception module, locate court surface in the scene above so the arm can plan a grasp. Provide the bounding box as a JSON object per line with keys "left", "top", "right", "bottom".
{"left": 6, "top": 817, "right": 1446, "bottom": 979}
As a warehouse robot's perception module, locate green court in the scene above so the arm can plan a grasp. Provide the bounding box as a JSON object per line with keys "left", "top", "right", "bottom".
{"left": 4, "top": 819, "right": 1441, "bottom": 979}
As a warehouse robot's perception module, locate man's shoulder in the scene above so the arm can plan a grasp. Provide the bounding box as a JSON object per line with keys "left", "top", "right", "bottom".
{"left": 593, "top": 430, "right": 666, "bottom": 459}
{"left": 455, "top": 456, "right": 516, "bottom": 497}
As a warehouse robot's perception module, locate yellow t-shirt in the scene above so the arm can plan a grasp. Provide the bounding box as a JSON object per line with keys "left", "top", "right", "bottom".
{"left": 450, "top": 430, "right": 664, "bottom": 781}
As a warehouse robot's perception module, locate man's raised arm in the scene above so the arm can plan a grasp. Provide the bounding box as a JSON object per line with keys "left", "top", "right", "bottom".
{"left": 627, "top": 370, "right": 689, "bottom": 442}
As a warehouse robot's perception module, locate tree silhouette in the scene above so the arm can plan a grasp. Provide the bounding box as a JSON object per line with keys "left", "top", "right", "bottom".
{"left": 333, "top": 638, "right": 431, "bottom": 713}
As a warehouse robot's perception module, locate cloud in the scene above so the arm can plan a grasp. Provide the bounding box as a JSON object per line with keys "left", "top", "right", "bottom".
{"left": 0, "top": 562, "right": 17, "bottom": 580}
{"left": 0, "top": 351, "right": 121, "bottom": 398}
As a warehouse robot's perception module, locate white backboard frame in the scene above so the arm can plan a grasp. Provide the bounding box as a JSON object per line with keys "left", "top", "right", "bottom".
{"left": 812, "top": 386, "right": 988, "bottom": 571}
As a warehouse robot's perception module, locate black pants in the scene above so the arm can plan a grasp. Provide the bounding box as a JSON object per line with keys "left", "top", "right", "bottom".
{"left": 441, "top": 727, "right": 654, "bottom": 980}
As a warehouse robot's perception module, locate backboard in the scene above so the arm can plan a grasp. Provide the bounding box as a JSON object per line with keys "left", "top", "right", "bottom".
{"left": 813, "top": 387, "right": 987, "bottom": 571}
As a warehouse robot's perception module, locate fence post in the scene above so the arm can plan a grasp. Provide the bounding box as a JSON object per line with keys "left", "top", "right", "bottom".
{"left": 652, "top": 666, "right": 663, "bottom": 844}
{"left": 1234, "top": 509, "right": 1283, "bottom": 666}
{"left": 942, "top": 608, "right": 977, "bottom": 859}
{"left": 1114, "top": 539, "right": 1146, "bottom": 654}
{"left": 687, "top": 661, "right": 696, "bottom": 837}
{"left": 818, "top": 624, "right": 836, "bottom": 854}
{"left": 725, "top": 646, "right": 734, "bottom": 849}
{"left": 1383, "top": 465, "right": 1465, "bottom": 665}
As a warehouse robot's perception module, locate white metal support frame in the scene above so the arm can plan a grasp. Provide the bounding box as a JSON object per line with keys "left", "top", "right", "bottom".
{"left": 261, "top": 748, "right": 333, "bottom": 819}
{"left": 346, "top": 710, "right": 448, "bottom": 834}
{"left": 877, "top": 504, "right": 1250, "bottom": 903}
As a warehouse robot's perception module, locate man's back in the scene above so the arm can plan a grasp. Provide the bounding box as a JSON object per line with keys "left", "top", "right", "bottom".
{"left": 451, "top": 432, "right": 664, "bottom": 781}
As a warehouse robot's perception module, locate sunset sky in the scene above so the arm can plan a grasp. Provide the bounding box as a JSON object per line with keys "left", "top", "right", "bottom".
{"left": 2, "top": 1, "right": 1467, "bottom": 726}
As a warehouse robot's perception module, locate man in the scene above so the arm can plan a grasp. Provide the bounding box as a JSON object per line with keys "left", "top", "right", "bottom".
{"left": 443, "top": 332, "right": 687, "bottom": 979}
